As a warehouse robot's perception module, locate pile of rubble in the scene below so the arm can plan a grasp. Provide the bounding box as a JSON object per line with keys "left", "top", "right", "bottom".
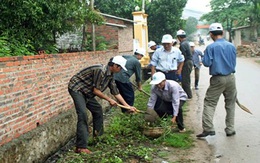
{"left": 237, "top": 45, "right": 252, "bottom": 57}
{"left": 237, "top": 44, "right": 260, "bottom": 57}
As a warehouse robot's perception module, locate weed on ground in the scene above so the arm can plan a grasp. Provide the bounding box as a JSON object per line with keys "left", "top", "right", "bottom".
{"left": 56, "top": 82, "right": 195, "bottom": 163}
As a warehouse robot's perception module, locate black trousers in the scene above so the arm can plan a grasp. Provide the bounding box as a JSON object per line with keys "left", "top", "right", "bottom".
{"left": 115, "top": 80, "right": 135, "bottom": 112}
{"left": 154, "top": 98, "right": 185, "bottom": 130}
{"left": 68, "top": 89, "right": 104, "bottom": 148}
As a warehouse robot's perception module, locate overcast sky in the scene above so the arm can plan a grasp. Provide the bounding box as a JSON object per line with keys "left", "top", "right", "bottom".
{"left": 185, "top": 0, "right": 211, "bottom": 12}
{"left": 182, "top": 0, "right": 211, "bottom": 19}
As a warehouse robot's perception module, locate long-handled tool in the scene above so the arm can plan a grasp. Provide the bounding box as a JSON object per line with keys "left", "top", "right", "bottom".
{"left": 117, "top": 103, "right": 159, "bottom": 121}
{"left": 236, "top": 98, "right": 252, "bottom": 114}
{"left": 131, "top": 82, "right": 150, "bottom": 97}
{"left": 132, "top": 82, "right": 252, "bottom": 115}
{"left": 116, "top": 103, "right": 147, "bottom": 114}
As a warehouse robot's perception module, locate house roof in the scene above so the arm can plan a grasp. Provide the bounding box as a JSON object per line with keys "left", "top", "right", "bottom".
{"left": 100, "top": 13, "right": 134, "bottom": 23}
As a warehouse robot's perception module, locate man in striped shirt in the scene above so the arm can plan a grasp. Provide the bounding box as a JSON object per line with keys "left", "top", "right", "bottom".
{"left": 68, "top": 56, "right": 136, "bottom": 154}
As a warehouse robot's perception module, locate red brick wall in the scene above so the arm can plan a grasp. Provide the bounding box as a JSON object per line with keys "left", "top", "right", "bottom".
{"left": 0, "top": 50, "right": 118, "bottom": 146}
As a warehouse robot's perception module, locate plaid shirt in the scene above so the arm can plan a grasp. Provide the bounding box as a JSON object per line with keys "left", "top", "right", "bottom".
{"left": 68, "top": 64, "right": 119, "bottom": 98}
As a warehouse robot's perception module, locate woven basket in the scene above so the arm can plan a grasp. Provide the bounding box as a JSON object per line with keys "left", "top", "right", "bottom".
{"left": 142, "top": 126, "right": 164, "bottom": 138}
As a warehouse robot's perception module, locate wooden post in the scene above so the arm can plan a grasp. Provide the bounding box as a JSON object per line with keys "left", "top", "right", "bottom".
{"left": 90, "top": 0, "right": 96, "bottom": 51}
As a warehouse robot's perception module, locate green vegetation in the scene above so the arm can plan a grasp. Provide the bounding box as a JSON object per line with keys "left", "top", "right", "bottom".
{"left": 201, "top": 0, "right": 259, "bottom": 41}
{"left": 146, "top": 0, "right": 187, "bottom": 44}
{"left": 57, "top": 81, "right": 194, "bottom": 163}
{"left": 94, "top": 0, "right": 144, "bottom": 20}
{"left": 95, "top": 0, "right": 188, "bottom": 44}
{"left": 0, "top": 1, "right": 104, "bottom": 56}
{"left": 255, "top": 59, "right": 260, "bottom": 64}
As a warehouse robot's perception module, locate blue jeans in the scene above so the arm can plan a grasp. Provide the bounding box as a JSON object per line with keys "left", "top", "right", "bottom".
{"left": 68, "top": 89, "right": 104, "bottom": 148}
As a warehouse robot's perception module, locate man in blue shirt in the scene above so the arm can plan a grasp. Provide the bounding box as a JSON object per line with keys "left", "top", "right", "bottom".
{"left": 114, "top": 48, "right": 144, "bottom": 112}
{"left": 196, "top": 23, "right": 237, "bottom": 138}
{"left": 189, "top": 42, "right": 204, "bottom": 90}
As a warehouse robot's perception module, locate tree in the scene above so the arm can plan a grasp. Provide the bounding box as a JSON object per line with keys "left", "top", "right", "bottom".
{"left": 185, "top": 17, "right": 198, "bottom": 36}
{"left": 201, "top": 0, "right": 259, "bottom": 29}
{"left": 200, "top": 0, "right": 260, "bottom": 41}
{"left": 94, "top": 0, "right": 143, "bottom": 19}
{"left": 146, "top": 0, "right": 187, "bottom": 43}
{"left": 0, "top": 0, "right": 104, "bottom": 56}
{"left": 95, "top": 0, "right": 188, "bottom": 44}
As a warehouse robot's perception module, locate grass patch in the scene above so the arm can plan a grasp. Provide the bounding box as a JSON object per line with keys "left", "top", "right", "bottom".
{"left": 255, "top": 59, "right": 260, "bottom": 64}
{"left": 57, "top": 81, "right": 194, "bottom": 163}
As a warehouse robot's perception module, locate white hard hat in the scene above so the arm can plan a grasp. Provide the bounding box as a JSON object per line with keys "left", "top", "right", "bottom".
{"left": 189, "top": 42, "right": 195, "bottom": 46}
{"left": 150, "top": 72, "right": 166, "bottom": 85}
{"left": 111, "top": 56, "right": 127, "bottom": 71}
{"left": 148, "top": 41, "right": 156, "bottom": 48}
{"left": 161, "top": 34, "right": 173, "bottom": 43}
{"left": 209, "top": 23, "right": 223, "bottom": 31}
{"left": 176, "top": 30, "right": 186, "bottom": 36}
{"left": 172, "top": 39, "right": 177, "bottom": 43}
{"left": 135, "top": 48, "right": 145, "bottom": 56}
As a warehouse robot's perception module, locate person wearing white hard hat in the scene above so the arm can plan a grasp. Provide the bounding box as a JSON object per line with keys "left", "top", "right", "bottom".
{"left": 148, "top": 41, "right": 156, "bottom": 50}
{"left": 68, "top": 55, "right": 137, "bottom": 154}
{"left": 172, "top": 39, "right": 178, "bottom": 46}
{"left": 146, "top": 72, "right": 188, "bottom": 132}
{"left": 196, "top": 23, "right": 237, "bottom": 138}
{"left": 147, "top": 40, "right": 162, "bottom": 62}
{"left": 176, "top": 29, "right": 193, "bottom": 99}
{"left": 114, "top": 48, "right": 145, "bottom": 112}
{"left": 150, "top": 34, "right": 184, "bottom": 81}
{"left": 189, "top": 42, "right": 204, "bottom": 90}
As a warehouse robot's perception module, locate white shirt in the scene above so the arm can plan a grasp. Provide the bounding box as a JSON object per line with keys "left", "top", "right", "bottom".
{"left": 150, "top": 46, "right": 184, "bottom": 72}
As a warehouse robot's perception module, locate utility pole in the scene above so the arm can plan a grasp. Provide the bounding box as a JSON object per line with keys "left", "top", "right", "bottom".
{"left": 90, "top": 0, "right": 96, "bottom": 51}
{"left": 142, "top": 0, "right": 145, "bottom": 12}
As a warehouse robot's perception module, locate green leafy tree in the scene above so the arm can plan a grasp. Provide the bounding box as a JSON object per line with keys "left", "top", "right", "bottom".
{"left": 185, "top": 17, "right": 198, "bottom": 36}
{"left": 94, "top": 0, "right": 143, "bottom": 19}
{"left": 200, "top": 0, "right": 260, "bottom": 41}
{"left": 95, "top": 0, "right": 188, "bottom": 43}
{"left": 0, "top": 0, "right": 104, "bottom": 56}
{"left": 201, "top": 0, "right": 259, "bottom": 28}
{"left": 146, "top": 0, "right": 187, "bottom": 43}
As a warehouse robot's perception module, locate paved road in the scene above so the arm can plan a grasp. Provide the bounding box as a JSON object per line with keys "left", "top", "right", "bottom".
{"left": 192, "top": 45, "right": 260, "bottom": 162}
